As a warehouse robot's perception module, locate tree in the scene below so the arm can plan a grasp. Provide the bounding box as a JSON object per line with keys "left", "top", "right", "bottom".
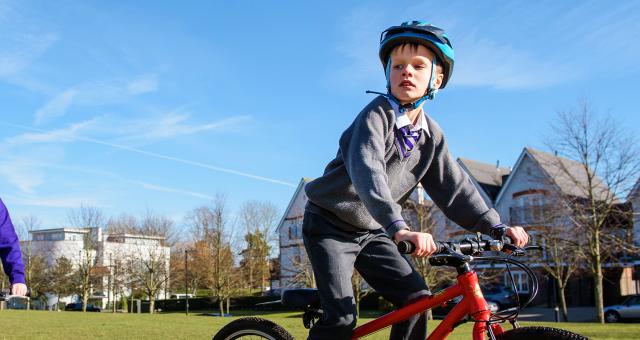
{"left": 238, "top": 201, "right": 279, "bottom": 293}
{"left": 18, "top": 215, "right": 45, "bottom": 308}
{"left": 403, "top": 199, "right": 457, "bottom": 320}
{"left": 545, "top": 99, "right": 640, "bottom": 323}
{"left": 286, "top": 246, "right": 315, "bottom": 288}
{"left": 68, "top": 205, "right": 105, "bottom": 312}
{"left": 129, "top": 245, "right": 169, "bottom": 314}
{"left": 47, "top": 256, "right": 75, "bottom": 310}
{"left": 187, "top": 195, "right": 236, "bottom": 316}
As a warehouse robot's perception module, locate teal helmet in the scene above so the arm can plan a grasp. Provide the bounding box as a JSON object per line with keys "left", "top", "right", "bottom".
{"left": 379, "top": 20, "right": 455, "bottom": 89}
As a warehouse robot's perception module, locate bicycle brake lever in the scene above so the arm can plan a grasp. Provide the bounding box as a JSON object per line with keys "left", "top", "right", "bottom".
{"left": 502, "top": 243, "right": 526, "bottom": 256}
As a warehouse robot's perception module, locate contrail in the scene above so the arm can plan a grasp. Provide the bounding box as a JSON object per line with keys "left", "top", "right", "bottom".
{"left": 0, "top": 120, "right": 296, "bottom": 188}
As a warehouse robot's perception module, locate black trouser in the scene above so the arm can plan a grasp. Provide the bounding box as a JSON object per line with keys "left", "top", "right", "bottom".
{"left": 302, "top": 211, "right": 430, "bottom": 340}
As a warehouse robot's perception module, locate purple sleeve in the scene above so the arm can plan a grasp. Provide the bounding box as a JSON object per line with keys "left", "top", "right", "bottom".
{"left": 0, "top": 199, "right": 26, "bottom": 284}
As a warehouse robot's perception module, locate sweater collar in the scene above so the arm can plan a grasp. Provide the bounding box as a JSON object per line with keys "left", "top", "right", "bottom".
{"left": 387, "top": 98, "right": 431, "bottom": 138}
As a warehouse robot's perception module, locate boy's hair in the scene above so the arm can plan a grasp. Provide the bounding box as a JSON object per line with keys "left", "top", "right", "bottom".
{"left": 390, "top": 43, "right": 444, "bottom": 75}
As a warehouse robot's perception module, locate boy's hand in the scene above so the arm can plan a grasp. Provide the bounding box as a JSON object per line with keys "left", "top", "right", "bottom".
{"left": 506, "top": 226, "right": 528, "bottom": 248}
{"left": 394, "top": 230, "right": 437, "bottom": 257}
{"left": 10, "top": 283, "right": 28, "bottom": 296}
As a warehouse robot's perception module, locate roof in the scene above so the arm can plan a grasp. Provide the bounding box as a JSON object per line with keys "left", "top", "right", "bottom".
{"left": 457, "top": 158, "right": 511, "bottom": 202}
{"left": 526, "top": 148, "right": 613, "bottom": 201}
{"left": 275, "top": 177, "right": 312, "bottom": 233}
{"left": 29, "top": 228, "right": 90, "bottom": 234}
{"left": 458, "top": 158, "right": 511, "bottom": 187}
{"left": 496, "top": 147, "right": 614, "bottom": 204}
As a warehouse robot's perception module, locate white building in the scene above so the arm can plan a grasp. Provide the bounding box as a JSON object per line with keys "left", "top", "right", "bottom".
{"left": 28, "top": 227, "right": 170, "bottom": 310}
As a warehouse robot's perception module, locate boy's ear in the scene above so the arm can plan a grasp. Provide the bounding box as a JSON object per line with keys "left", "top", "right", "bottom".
{"left": 433, "top": 73, "right": 445, "bottom": 90}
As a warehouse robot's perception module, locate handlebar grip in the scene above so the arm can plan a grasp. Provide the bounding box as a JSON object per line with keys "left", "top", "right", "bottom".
{"left": 397, "top": 241, "right": 446, "bottom": 254}
{"left": 397, "top": 240, "right": 415, "bottom": 254}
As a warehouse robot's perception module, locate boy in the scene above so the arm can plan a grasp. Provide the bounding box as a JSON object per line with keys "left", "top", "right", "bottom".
{"left": 303, "top": 21, "right": 528, "bottom": 339}
{"left": 0, "top": 198, "right": 28, "bottom": 296}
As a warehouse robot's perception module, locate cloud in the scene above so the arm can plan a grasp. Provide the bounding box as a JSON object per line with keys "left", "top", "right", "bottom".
{"left": 0, "top": 32, "right": 58, "bottom": 77}
{"left": 123, "top": 112, "right": 251, "bottom": 141}
{"left": 452, "top": 35, "right": 578, "bottom": 89}
{"left": 5, "top": 118, "right": 97, "bottom": 146}
{"left": 33, "top": 74, "right": 160, "bottom": 124}
{"left": 0, "top": 120, "right": 296, "bottom": 188}
{"left": 0, "top": 162, "right": 44, "bottom": 194}
{"left": 34, "top": 89, "right": 77, "bottom": 124}
{"left": 3, "top": 194, "right": 103, "bottom": 209}
{"left": 127, "top": 74, "right": 158, "bottom": 95}
{"left": 0, "top": 159, "right": 215, "bottom": 200}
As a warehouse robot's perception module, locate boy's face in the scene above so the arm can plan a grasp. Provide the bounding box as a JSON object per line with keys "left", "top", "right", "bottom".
{"left": 389, "top": 44, "right": 444, "bottom": 105}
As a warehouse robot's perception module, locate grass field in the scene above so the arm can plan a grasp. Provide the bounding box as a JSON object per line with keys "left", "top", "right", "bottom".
{"left": 0, "top": 309, "right": 638, "bottom": 339}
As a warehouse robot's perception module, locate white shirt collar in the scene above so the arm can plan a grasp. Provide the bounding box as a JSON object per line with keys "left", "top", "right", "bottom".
{"left": 387, "top": 98, "right": 431, "bottom": 138}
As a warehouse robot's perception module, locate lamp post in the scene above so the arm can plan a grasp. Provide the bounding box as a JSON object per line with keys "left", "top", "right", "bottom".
{"left": 185, "top": 249, "right": 189, "bottom": 316}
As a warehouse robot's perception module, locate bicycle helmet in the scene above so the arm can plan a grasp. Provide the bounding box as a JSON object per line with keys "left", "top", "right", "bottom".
{"left": 374, "top": 20, "right": 455, "bottom": 109}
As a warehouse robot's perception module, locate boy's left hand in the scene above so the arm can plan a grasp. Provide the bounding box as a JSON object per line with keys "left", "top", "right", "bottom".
{"left": 506, "top": 226, "right": 528, "bottom": 248}
{"left": 394, "top": 230, "right": 437, "bottom": 257}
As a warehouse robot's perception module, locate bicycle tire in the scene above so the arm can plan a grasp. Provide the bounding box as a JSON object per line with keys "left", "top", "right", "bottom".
{"left": 496, "top": 326, "right": 587, "bottom": 340}
{"left": 212, "top": 317, "right": 295, "bottom": 340}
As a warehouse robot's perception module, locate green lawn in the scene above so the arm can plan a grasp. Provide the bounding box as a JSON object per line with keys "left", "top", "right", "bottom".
{"left": 0, "top": 310, "right": 638, "bottom": 339}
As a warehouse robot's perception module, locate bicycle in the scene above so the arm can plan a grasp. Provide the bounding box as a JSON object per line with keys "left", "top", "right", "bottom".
{"left": 212, "top": 236, "right": 587, "bottom": 339}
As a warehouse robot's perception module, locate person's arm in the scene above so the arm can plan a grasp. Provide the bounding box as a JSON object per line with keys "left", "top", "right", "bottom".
{"left": 0, "top": 199, "right": 26, "bottom": 293}
{"left": 421, "top": 130, "right": 503, "bottom": 235}
{"left": 340, "top": 105, "right": 409, "bottom": 237}
{"left": 419, "top": 130, "right": 528, "bottom": 247}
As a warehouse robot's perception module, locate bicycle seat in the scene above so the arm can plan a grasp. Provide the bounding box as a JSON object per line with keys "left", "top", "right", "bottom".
{"left": 281, "top": 288, "right": 321, "bottom": 309}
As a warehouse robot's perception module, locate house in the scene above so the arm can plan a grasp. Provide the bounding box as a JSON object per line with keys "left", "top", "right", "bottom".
{"left": 494, "top": 147, "right": 637, "bottom": 306}
{"left": 630, "top": 178, "right": 640, "bottom": 247}
{"left": 27, "top": 227, "right": 170, "bottom": 310}
{"left": 457, "top": 158, "right": 511, "bottom": 207}
{"left": 276, "top": 178, "right": 311, "bottom": 288}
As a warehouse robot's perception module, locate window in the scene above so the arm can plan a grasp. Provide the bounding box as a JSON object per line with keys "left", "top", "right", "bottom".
{"left": 288, "top": 224, "right": 302, "bottom": 240}
{"left": 505, "top": 271, "right": 529, "bottom": 293}
{"left": 515, "top": 193, "right": 546, "bottom": 224}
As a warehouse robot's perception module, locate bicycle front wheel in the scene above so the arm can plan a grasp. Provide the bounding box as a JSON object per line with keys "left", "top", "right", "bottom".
{"left": 212, "top": 317, "right": 295, "bottom": 340}
{"left": 496, "top": 326, "right": 587, "bottom": 340}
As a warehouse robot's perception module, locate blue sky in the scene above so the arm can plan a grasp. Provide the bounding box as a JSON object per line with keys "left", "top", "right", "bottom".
{"left": 1, "top": 1, "right": 639, "bottom": 235}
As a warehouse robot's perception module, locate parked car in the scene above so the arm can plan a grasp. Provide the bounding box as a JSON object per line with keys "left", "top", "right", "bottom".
{"left": 65, "top": 302, "right": 101, "bottom": 312}
{"left": 604, "top": 295, "right": 640, "bottom": 323}
{"left": 170, "top": 294, "right": 194, "bottom": 299}
{"left": 481, "top": 285, "right": 518, "bottom": 309}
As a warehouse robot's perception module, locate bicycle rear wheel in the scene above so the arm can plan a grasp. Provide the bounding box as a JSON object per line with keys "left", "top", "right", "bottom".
{"left": 496, "top": 326, "right": 587, "bottom": 340}
{"left": 212, "top": 317, "right": 295, "bottom": 340}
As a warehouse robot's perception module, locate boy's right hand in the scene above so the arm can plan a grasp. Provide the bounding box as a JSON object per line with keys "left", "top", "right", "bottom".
{"left": 394, "top": 230, "right": 437, "bottom": 257}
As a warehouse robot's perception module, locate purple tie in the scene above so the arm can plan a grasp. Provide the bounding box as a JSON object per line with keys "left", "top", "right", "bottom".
{"left": 396, "top": 125, "right": 422, "bottom": 158}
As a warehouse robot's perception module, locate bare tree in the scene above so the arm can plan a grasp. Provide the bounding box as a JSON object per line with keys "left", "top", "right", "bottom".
{"left": 187, "top": 195, "right": 236, "bottom": 316}
{"left": 18, "top": 215, "right": 44, "bottom": 309}
{"left": 128, "top": 245, "right": 169, "bottom": 314}
{"left": 238, "top": 201, "right": 279, "bottom": 293}
{"left": 545, "top": 99, "right": 640, "bottom": 323}
{"left": 286, "top": 246, "right": 315, "bottom": 288}
{"left": 68, "top": 205, "right": 105, "bottom": 312}
{"left": 404, "top": 199, "right": 456, "bottom": 319}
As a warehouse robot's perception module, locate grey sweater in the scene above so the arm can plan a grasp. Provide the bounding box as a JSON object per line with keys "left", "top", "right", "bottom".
{"left": 305, "top": 95, "right": 502, "bottom": 237}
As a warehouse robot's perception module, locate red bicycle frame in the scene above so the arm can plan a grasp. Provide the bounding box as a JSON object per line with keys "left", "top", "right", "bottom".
{"left": 351, "top": 270, "right": 505, "bottom": 340}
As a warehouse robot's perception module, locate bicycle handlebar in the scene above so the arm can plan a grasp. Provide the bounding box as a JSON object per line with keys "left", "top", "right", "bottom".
{"left": 397, "top": 237, "right": 514, "bottom": 255}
